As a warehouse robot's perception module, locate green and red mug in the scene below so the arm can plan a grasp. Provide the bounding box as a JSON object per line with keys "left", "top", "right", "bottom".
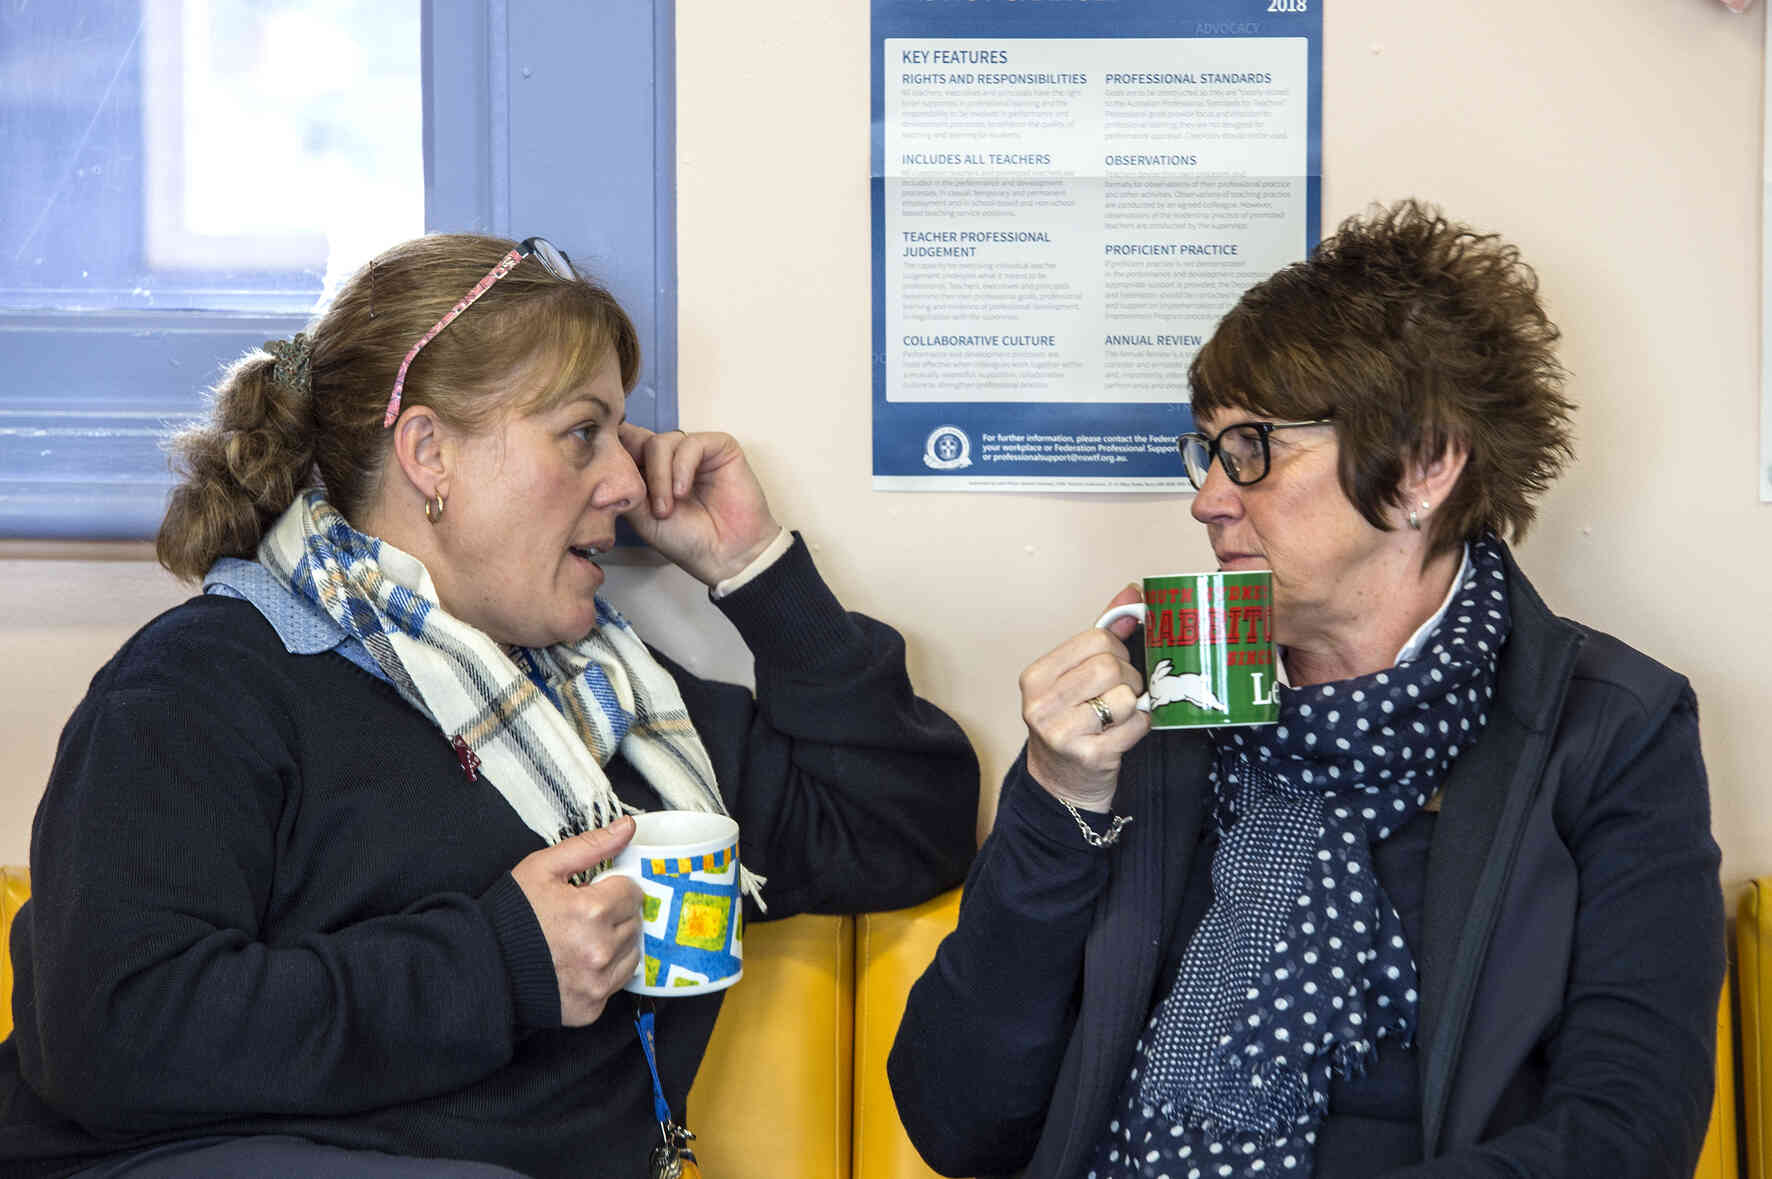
{"left": 1094, "top": 570, "right": 1280, "bottom": 729}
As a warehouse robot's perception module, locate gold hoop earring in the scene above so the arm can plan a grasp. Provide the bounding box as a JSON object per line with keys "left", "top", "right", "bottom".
{"left": 425, "top": 492, "right": 445, "bottom": 525}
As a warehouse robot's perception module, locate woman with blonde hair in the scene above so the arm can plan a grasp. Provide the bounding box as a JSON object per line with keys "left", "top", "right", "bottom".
{"left": 0, "top": 234, "right": 978, "bottom": 1178}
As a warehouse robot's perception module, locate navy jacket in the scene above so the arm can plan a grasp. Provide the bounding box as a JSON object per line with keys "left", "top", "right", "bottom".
{"left": 890, "top": 545, "right": 1724, "bottom": 1178}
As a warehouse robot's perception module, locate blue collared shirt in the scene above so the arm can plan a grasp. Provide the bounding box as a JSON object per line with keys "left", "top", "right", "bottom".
{"left": 204, "top": 557, "right": 390, "bottom": 684}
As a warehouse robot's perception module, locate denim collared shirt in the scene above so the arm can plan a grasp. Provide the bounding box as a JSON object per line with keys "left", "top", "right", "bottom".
{"left": 204, "top": 557, "right": 390, "bottom": 685}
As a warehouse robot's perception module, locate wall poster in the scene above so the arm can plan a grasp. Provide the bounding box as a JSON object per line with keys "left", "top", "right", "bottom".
{"left": 871, "top": 0, "right": 1323, "bottom": 491}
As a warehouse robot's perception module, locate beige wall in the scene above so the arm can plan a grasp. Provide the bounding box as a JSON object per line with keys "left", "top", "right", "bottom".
{"left": 1, "top": 1, "right": 1766, "bottom": 891}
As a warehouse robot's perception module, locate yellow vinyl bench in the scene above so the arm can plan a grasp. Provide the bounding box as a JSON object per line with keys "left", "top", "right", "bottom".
{"left": 1735, "top": 878, "right": 1772, "bottom": 1178}
{"left": 0, "top": 870, "right": 1740, "bottom": 1178}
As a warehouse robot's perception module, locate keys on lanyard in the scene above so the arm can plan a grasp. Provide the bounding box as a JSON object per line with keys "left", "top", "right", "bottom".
{"left": 635, "top": 998, "right": 704, "bottom": 1179}
{"left": 647, "top": 1123, "right": 701, "bottom": 1179}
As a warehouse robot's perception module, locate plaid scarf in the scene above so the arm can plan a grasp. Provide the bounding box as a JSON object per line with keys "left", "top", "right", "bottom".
{"left": 258, "top": 490, "right": 762, "bottom": 904}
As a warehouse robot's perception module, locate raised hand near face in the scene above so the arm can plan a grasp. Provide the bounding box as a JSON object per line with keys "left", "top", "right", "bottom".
{"left": 1020, "top": 584, "right": 1151, "bottom": 812}
{"left": 617, "top": 423, "right": 784, "bottom": 587}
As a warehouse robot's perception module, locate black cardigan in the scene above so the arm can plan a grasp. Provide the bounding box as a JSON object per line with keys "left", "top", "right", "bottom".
{"left": 889, "top": 544, "right": 1724, "bottom": 1178}
{"left": 0, "top": 536, "right": 980, "bottom": 1178}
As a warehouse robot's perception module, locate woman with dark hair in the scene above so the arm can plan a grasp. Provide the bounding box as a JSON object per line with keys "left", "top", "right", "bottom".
{"left": 890, "top": 201, "right": 1723, "bottom": 1178}
{"left": 0, "top": 234, "right": 979, "bottom": 1177}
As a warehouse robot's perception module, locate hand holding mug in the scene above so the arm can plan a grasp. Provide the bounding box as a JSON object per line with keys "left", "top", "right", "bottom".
{"left": 1096, "top": 571, "right": 1281, "bottom": 730}
{"left": 510, "top": 815, "right": 645, "bottom": 1027}
{"left": 1020, "top": 584, "right": 1152, "bottom": 812}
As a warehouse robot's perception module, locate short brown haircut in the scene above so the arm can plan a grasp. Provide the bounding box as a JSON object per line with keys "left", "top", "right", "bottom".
{"left": 157, "top": 234, "right": 639, "bottom": 581}
{"left": 1188, "top": 199, "right": 1575, "bottom": 557}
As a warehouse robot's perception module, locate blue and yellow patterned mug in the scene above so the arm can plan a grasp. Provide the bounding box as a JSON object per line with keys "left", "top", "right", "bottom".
{"left": 599, "top": 811, "right": 743, "bottom": 997}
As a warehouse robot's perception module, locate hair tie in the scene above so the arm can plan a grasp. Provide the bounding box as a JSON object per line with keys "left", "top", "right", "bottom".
{"left": 264, "top": 333, "right": 313, "bottom": 395}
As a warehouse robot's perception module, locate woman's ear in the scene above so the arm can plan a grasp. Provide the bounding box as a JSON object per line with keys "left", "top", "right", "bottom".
{"left": 389, "top": 407, "right": 450, "bottom": 503}
{"left": 1406, "top": 437, "right": 1469, "bottom": 516}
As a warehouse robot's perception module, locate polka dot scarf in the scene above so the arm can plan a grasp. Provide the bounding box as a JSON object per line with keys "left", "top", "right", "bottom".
{"left": 1089, "top": 536, "right": 1511, "bottom": 1179}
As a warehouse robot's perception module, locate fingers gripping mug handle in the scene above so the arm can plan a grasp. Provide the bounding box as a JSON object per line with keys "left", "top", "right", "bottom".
{"left": 591, "top": 860, "right": 648, "bottom": 982}
{"left": 1094, "top": 603, "right": 1153, "bottom": 713}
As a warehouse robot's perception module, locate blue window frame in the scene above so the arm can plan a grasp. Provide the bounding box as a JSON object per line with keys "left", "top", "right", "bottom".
{"left": 0, "top": 0, "right": 676, "bottom": 539}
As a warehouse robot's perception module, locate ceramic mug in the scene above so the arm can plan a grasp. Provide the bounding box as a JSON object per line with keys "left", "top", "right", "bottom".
{"left": 596, "top": 811, "right": 743, "bottom": 997}
{"left": 1094, "top": 570, "right": 1280, "bottom": 730}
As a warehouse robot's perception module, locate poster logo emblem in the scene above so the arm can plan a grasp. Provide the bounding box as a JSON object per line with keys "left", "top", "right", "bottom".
{"left": 923, "top": 425, "right": 973, "bottom": 470}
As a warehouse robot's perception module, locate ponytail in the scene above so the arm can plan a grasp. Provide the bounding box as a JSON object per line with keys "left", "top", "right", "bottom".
{"left": 156, "top": 335, "right": 317, "bottom": 581}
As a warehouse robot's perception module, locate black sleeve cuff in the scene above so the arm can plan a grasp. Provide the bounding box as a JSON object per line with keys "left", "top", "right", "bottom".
{"left": 998, "top": 753, "right": 1125, "bottom": 854}
{"left": 712, "top": 532, "right": 866, "bottom": 673}
{"left": 481, "top": 873, "right": 561, "bottom": 1029}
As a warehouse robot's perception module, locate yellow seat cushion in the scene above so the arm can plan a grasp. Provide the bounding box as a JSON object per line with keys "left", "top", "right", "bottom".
{"left": 0, "top": 866, "right": 26, "bottom": 1042}
{"left": 1740, "top": 879, "right": 1772, "bottom": 1178}
{"left": 853, "top": 889, "right": 962, "bottom": 1179}
{"left": 688, "top": 911, "right": 855, "bottom": 1178}
{"left": 1696, "top": 953, "right": 1738, "bottom": 1179}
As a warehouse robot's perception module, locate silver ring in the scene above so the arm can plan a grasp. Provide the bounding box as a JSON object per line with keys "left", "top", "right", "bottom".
{"left": 1084, "top": 695, "right": 1114, "bottom": 731}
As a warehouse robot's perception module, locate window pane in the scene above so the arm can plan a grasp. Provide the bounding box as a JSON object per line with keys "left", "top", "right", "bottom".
{"left": 1, "top": 0, "right": 421, "bottom": 314}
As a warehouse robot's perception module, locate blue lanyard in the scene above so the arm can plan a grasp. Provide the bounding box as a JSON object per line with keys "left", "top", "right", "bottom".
{"left": 633, "top": 999, "right": 675, "bottom": 1129}
{"left": 633, "top": 999, "right": 700, "bottom": 1178}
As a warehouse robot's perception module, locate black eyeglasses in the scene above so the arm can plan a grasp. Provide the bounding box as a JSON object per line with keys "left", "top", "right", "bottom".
{"left": 1177, "top": 417, "right": 1334, "bottom": 489}
{"left": 383, "top": 236, "right": 576, "bottom": 427}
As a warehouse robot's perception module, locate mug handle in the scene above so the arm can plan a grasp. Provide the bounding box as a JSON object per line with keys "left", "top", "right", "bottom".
{"left": 590, "top": 860, "right": 648, "bottom": 982}
{"left": 1093, "top": 603, "right": 1153, "bottom": 713}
